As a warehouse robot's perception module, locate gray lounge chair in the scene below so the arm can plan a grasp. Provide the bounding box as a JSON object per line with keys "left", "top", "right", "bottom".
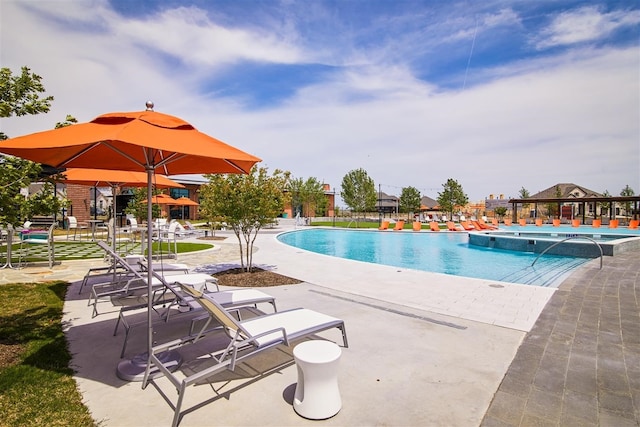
{"left": 114, "top": 270, "right": 277, "bottom": 358}
{"left": 143, "top": 282, "right": 348, "bottom": 427}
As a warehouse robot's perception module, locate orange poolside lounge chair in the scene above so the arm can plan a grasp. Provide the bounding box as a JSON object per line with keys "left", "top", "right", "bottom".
{"left": 592, "top": 219, "right": 601, "bottom": 228}
{"left": 429, "top": 221, "right": 440, "bottom": 232}
{"left": 552, "top": 219, "right": 561, "bottom": 227}
{"left": 571, "top": 219, "right": 580, "bottom": 227}
{"left": 518, "top": 219, "right": 527, "bottom": 226}
{"left": 378, "top": 220, "right": 390, "bottom": 230}
{"left": 446, "top": 221, "right": 462, "bottom": 232}
{"left": 609, "top": 219, "right": 619, "bottom": 229}
{"left": 393, "top": 220, "right": 405, "bottom": 231}
{"left": 535, "top": 218, "right": 543, "bottom": 226}
{"left": 412, "top": 221, "right": 422, "bottom": 231}
{"left": 503, "top": 218, "right": 512, "bottom": 226}
{"left": 491, "top": 218, "right": 499, "bottom": 227}
{"left": 459, "top": 221, "right": 476, "bottom": 231}
{"left": 628, "top": 219, "right": 639, "bottom": 229}
{"left": 478, "top": 218, "right": 498, "bottom": 230}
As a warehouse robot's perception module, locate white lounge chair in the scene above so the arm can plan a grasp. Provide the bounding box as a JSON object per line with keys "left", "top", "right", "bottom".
{"left": 113, "top": 271, "right": 278, "bottom": 357}
{"left": 143, "top": 282, "right": 347, "bottom": 427}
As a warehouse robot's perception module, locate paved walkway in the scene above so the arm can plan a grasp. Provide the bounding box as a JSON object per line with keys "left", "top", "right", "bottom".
{"left": 482, "top": 249, "right": 640, "bottom": 426}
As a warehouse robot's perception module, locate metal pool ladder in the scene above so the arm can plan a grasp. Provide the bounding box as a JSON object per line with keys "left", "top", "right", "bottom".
{"left": 532, "top": 236, "right": 603, "bottom": 269}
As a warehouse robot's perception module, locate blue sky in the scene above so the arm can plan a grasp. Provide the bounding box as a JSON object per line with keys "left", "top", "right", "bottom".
{"left": 1, "top": 0, "right": 638, "bottom": 203}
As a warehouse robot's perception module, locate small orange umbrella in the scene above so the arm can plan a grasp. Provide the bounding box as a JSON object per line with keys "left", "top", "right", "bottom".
{"left": 172, "top": 196, "right": 199, "bottom": 220}
{"left": 142, "top": 193, "right": 178, "bottom": 204}
{"left": 172, "top": 196, "right": 199, "bottom": 206}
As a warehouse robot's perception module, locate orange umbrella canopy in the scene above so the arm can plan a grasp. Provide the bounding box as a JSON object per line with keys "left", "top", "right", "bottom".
{"left": 142, "top": 193, "right": 177, "bottom": 204}
{"left": 63, "top": 168, "right": 184, "bottom": 189}
{"left": 172, "top": 196, "right": 199, "bottom": 206}
{"left": 0, "top": 108, "right": 261, "bottom": 175}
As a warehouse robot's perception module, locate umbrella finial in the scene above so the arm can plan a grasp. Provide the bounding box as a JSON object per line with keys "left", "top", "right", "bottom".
{"left": 145, "top": 101, "right": 154, "bottom": 111}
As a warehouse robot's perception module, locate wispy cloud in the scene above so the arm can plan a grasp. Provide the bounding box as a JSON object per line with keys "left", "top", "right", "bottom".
{"left": 535, "top": 5, "right": 640, "bottom": 49}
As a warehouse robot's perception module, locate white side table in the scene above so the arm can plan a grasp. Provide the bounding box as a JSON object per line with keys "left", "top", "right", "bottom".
{"left": 293, "top": 340, "right": 342, "bottom": 419}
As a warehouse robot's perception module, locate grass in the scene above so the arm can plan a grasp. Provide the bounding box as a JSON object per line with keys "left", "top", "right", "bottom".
{"left": 0, "top": 241, "right": 213, "bottom": 263}
{"left": 0, "top": 281, "right": 95, "bottom": 427}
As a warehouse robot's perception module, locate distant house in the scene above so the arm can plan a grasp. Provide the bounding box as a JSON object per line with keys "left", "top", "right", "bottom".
{"left": 377, "top": 191, "right": 399, "bottom": 216}
{"left": 530, "top": 183, "right": 603, "bottom": 219}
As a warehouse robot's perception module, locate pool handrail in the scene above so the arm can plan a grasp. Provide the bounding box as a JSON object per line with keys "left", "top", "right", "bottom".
{"left": 532, "top": 236, "right": 603, "bottom": 269}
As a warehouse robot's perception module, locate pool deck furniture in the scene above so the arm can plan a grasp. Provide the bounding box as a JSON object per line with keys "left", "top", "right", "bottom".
{"left": 143, "top": 282, "right": 348, "bottom": 427}
{"left": 429, "top": 221, "right": 440, "bottom": 232}
{"left": 412, "top": 221, "right": 422, "bottom": 231}
{"left": 378, "top": 220, "right": 389, "bottom": 230}
{"left": 446, "top": 221, "right": 463, "bottom": 232}
{"left": 293, "top": 340, "right": 342, "bottom": 419}
{"left": 392, "top": 220, "right": 405, "bottom": 231}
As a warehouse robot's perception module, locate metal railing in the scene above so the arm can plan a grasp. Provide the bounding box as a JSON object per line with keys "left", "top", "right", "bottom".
{"left": 532, "top": 236, "right": 603, "bottom": 269}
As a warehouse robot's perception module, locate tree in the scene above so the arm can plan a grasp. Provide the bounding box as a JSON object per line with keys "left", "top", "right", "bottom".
{"left": 546, "top": 185, "right": 562, "bottom": 218}
{"left": 124, "top": 187, "right": 161, "bottom": 223}
{"left": 620, "top": 185, "right": 635, "bottom": 220}
{"left": 0, "top": 66, "right": 54, "bottom": 140}
{"left": 199, "top": 166, "right": 290, "bottom": 272}
{"left": 399, "top": 186, "right": 421, "bottom": 218}
{"left": 518, "top": 187, "right": 530, "bottom": 219}
{"left": 494, "top": 206, "right": 508, "bottom": 221}
{"left": 340, "top": 168, "right": 376, "bottom": 225}
{"left": 288, "top": 177, "right": 328, "bottom": 220}
{"left": 436, "top": 178, "right": 468, "bottom": 219}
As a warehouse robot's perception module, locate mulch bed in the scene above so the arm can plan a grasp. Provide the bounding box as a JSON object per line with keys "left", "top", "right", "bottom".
{"left": 212, "top": 267, "right": 302, "bottom": 287}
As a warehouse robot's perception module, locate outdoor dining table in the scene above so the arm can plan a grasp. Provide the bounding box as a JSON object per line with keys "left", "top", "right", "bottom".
{"left": 86, "top": 219, "right": 104, "bottom": 241}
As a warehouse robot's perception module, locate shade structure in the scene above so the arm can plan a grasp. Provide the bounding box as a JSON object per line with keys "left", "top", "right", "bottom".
{"left": 0, "top": 104, "right": 261, "bottom": 381}
{"left": 63, "top": 168, "right": 185, "bottom": 254}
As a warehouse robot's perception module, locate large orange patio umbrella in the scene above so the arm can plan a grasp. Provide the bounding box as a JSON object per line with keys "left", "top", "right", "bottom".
{"left": 0, "top": 102, "right": 261, "bottom": 380}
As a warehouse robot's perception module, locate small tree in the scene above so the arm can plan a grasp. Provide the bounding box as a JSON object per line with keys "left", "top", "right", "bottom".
{"left": 546, "top": 185, "right": 562, "bottom": 219}
{"left": 437, "top": 178, "right": 468, "bottom": 219}
{"left": 340, "top": 168, "right": 376, "bottom": 226}
{"left": 399, "top": 186, "right": 421, "bottom": 219}
{"left": 494, "top": 206, "right": 508, "bottom": 221}
{"left": 518, "top": 187, "right": 530, "bottom": 219}
{"left": 124, "top": 187, "right": 161, "bottom": 223}
{"left": 289, "top": 177, "right": 328, "bottom": 220}
{"left": 619, "top": 185, "right": 635, "bottom": 221}
{"left": 200, "top": 166, "right": 290, "bottom": 272}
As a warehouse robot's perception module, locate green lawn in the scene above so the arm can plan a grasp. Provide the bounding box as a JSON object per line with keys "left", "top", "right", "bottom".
{"left": 0, "top": 241, "right": 213, "bottom": 264}
{"left": 0, "top": 281, "right": 96, "bottom": 426}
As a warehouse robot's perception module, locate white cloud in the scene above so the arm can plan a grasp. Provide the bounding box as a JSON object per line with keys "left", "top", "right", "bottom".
{"left": 535, "top": 5, "right": 640, "bottom": 49}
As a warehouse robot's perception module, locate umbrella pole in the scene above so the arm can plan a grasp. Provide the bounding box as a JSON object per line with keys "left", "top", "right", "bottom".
{"left": 146, "top": 168, "right": 153, "bottom": 367}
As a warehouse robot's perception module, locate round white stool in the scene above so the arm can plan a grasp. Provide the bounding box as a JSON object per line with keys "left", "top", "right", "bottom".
{"left": 293, "top": 340, "right": 342, "bottom": 419}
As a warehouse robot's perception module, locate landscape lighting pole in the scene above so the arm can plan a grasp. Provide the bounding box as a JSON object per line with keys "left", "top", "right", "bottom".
{"left": 332, "top": 188, "right": 336, "bottom": 228}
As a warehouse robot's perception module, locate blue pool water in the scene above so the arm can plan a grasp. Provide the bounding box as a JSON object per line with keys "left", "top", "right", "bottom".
{"left": 277, "top": 228, "right": 597, "bottom": 287}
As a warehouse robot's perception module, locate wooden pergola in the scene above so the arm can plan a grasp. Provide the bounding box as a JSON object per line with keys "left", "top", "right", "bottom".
{"left": 507, "top": 196, "right": 640, "bottom": 223}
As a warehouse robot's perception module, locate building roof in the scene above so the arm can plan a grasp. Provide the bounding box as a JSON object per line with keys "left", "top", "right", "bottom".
{"left": 530, "top": 183, "right": 602, "bottom": 199}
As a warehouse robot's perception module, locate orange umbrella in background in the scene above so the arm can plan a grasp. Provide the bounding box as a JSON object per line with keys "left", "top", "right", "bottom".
{"left": 0, "top": 102, "right": 261, "bottom": 381}
{"left": 142, "top": 193, "right": 178, "bottom": 204}
{"left": 172, "top": 196, "right": 200, "bottom": 219}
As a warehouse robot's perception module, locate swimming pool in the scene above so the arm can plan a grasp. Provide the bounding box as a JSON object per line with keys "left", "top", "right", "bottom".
{"left": 277, "top": 228, "right": 596, "bottom": 287}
